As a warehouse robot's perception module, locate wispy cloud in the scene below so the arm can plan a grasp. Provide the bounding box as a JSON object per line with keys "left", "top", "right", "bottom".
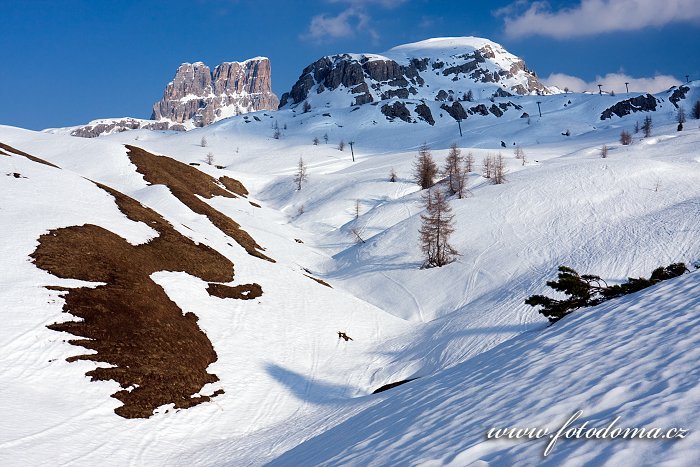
{"left": 418, "top": 15, "right": 442, "bottom": 29}
{"left": 302, "top": 8, "right": 377, "bottom": 42}
{"left": 302, "top": 0, "right": 404, "bottom": 43}
{"left": 543, "top": 72, "right": 681, "bottom": 93}
{"left": 496, "top": 0, "right": 700, "bottom": 39}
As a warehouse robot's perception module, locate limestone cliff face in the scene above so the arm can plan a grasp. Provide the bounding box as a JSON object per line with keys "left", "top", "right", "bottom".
{"left": 151, "top": 58, "right": 279, "bottom": 127}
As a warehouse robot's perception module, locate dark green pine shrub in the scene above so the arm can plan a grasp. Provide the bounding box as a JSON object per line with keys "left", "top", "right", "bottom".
{"left": 524, "top": 266, "right": 607, "bottom": 323}
{"left": 527, "top": 263, "right": 688, "bottom": 323}
{"left": 602, "top": 263, "right": 688, "bottom": 300}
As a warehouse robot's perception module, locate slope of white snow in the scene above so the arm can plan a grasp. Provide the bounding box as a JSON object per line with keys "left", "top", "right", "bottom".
{"left": 1, "top": 78, "right": 699, "bottom": 466}
{"left": 269, "top": 269, "right": 700, "bottom": 466}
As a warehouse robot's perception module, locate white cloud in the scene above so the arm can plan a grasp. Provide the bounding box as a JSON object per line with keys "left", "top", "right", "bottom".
{"left": 303, "top": 7, "right": 378, "bottom": 43}
{"left": 544, "top": 72, "right": 681, "bottom": 93}
{"left": 302, "top": 0, "right": 403, "bottom": 43}
{"left": 304, "top": 9, "right": 377, "bottom": 42}
{"left": 497, "top": 0, "right": 700, "bottom": 39}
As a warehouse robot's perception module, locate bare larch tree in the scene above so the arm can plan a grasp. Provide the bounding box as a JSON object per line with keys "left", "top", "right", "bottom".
{"left": 492, "top": 153, "right": 507, "bottom": 184}
{"left": 642, "top": 116, "right": 653, "bottom": 138}
{"left": 465, "top": 151, "right": 475, "bottom": 173}
{"left": 294, "top": 157, "right": 307, "bottom": 190}
{"left": 419, "top": 189, "right": 458, "bottom": 268}
{"left": 443, "top": 143, "right": 463, "bottom": 195}
{"left": 482, "top": 154, "right": 494, "bottom": 179}
{"left": 413, "top": 143, "right": 438, "bottom": 189}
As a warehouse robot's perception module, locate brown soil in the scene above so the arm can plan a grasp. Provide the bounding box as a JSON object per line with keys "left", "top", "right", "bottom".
{"left": 304, "top": 274, "right": 332, "bottom": 288}
{"left": 207, "top": 282, "right": 263, "bottom": 300}
{"left": 8, "top": 142, "right": 270, "bottom": 417}
{"left": 0, "top": 142, "right": 60, "bottom": 168}
{"left": 21, "top": 145, "right": 269, "bottom": 417}
{"left": 249, "top": 201, "right": 261, "bottom": 208}
{"left": 125, "top": 145, "right": 273, "bottom": 262}
{"left": 32, "top": 183, "right": 251, "bottom": 418}
{"left": 219, "top": 176, "right": 249, "bottom": 197}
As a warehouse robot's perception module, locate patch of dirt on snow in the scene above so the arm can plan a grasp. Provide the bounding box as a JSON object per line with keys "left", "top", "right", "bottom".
{"left": 219, "top": 176, "right": 249, "bottom": 197}
{"left": 304, "top": 274, "right": 333, "bottom": 288}
{"left": 0, "top": 142, "right": 60, "bottom": 168}
{"left": 207, "top": 282, "right": 263, "bottom": 300}
{"left": 125, "top": 145, "right": 272, "bottom": 262}
{"left": 32, "top": 180, "right": 263, "bottom": 418}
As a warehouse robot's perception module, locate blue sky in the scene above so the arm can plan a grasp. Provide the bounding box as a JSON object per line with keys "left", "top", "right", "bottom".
{"left": 2, "top": 0, "right": 699, "bottom": 130}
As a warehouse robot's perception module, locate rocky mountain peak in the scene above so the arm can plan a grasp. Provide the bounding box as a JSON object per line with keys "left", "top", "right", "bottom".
{"left": 152, "top": 57, "right": 279, "bottom": 127}
{"left": 279, "top": 37, "right": 553, "bottom": 110}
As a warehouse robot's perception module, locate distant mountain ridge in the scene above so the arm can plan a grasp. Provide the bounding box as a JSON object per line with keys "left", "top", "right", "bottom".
{"left": 50, "top": 37, "right": 696, "bottom": 139}
{"left": 56, "top": 57, "right": 279, "bottom": 137}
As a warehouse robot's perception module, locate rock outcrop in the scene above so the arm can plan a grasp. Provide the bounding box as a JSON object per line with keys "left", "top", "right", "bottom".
{"left": 381, "top": 101, "right": 412, "bottom": 122}
{"left": 151, "top": 58, "right": 279, "bottom": 127}
{"left": 68, "top": 118, "right": 186, "bottom": 138}
{"left": 669, "top": 85, "right": 690, "bottom": 108}
{"left": 600, "top": 94, "right": 659, "bottom": 120}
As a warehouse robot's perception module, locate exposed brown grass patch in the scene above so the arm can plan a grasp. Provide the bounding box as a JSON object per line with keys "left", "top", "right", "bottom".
{"left": 207, "top": 282, "right": 263, "bottom": 300}
{"left": 32, "top": 175, "right": 265, "bottom": 418}
{"left": 0, "top": 142, "right": 60, "bottom": 168}
{"left": 219, "top": 176, "right": 249, "bottom": 197}
{"left": 125, "top": 145, "right": 273, "bottom": 262}
{"left": 31, "top": 184, "right": 246, "bottom": 417}
{"left": 7, "top": 142, "right": 270, "bottom": 417}
{"left": 304, "top": 274, "right": 332, "bottom": 288}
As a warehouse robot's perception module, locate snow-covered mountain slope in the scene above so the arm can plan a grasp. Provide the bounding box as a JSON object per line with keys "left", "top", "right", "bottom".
{"left": 280, "top": 37, "right": 554, "bottom": 110}
{"left": 269, "top": 269, "right": 700, "bottom": 466}
{"left": 0, "top": 126, "right": 410, "bottom": 464}
{"left": 1, "top": 74, "right": 699, "bottom": 465}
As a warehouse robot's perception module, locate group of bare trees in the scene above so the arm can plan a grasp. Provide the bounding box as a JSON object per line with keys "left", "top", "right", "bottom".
{"left": 620, "top": 115, "right": 654, "bottom": 145}
{"left": 411, "top": 143, "right": 459, "bottom": 267}
{"left": 411, "top": 142, "right": 515, "bottom": 267}
{"left": 293, "top": 141, "right": 513, "bottom": 268}
{"left": 482, "top": 153, "right": 507, "bottom": 184}
{"left": 312, "top": 133, "right": 331, "bottom": 146}
{"left": 619, "top": 130, "right": 632, "bottom": 145}
{"left": 413, "top": 143, "right": 476, "bottom": 196}
{"left": 443, "top": 143, "right": 470, "bottom": 199}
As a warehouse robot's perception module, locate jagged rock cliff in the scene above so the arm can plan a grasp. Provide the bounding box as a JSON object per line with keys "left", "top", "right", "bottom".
{"left": 151, "top": 58, "right": 279, "bottom": 127}
{"left": 63, "top": 57, "right": 280, "bottom": 137}
{"left": 280, "top": 37, "right": 554, "bottom": 110}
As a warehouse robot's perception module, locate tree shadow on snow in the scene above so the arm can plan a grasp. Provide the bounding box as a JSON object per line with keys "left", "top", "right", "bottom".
{"left": 265, "top": 362, "right": 354, "bottom": 405}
